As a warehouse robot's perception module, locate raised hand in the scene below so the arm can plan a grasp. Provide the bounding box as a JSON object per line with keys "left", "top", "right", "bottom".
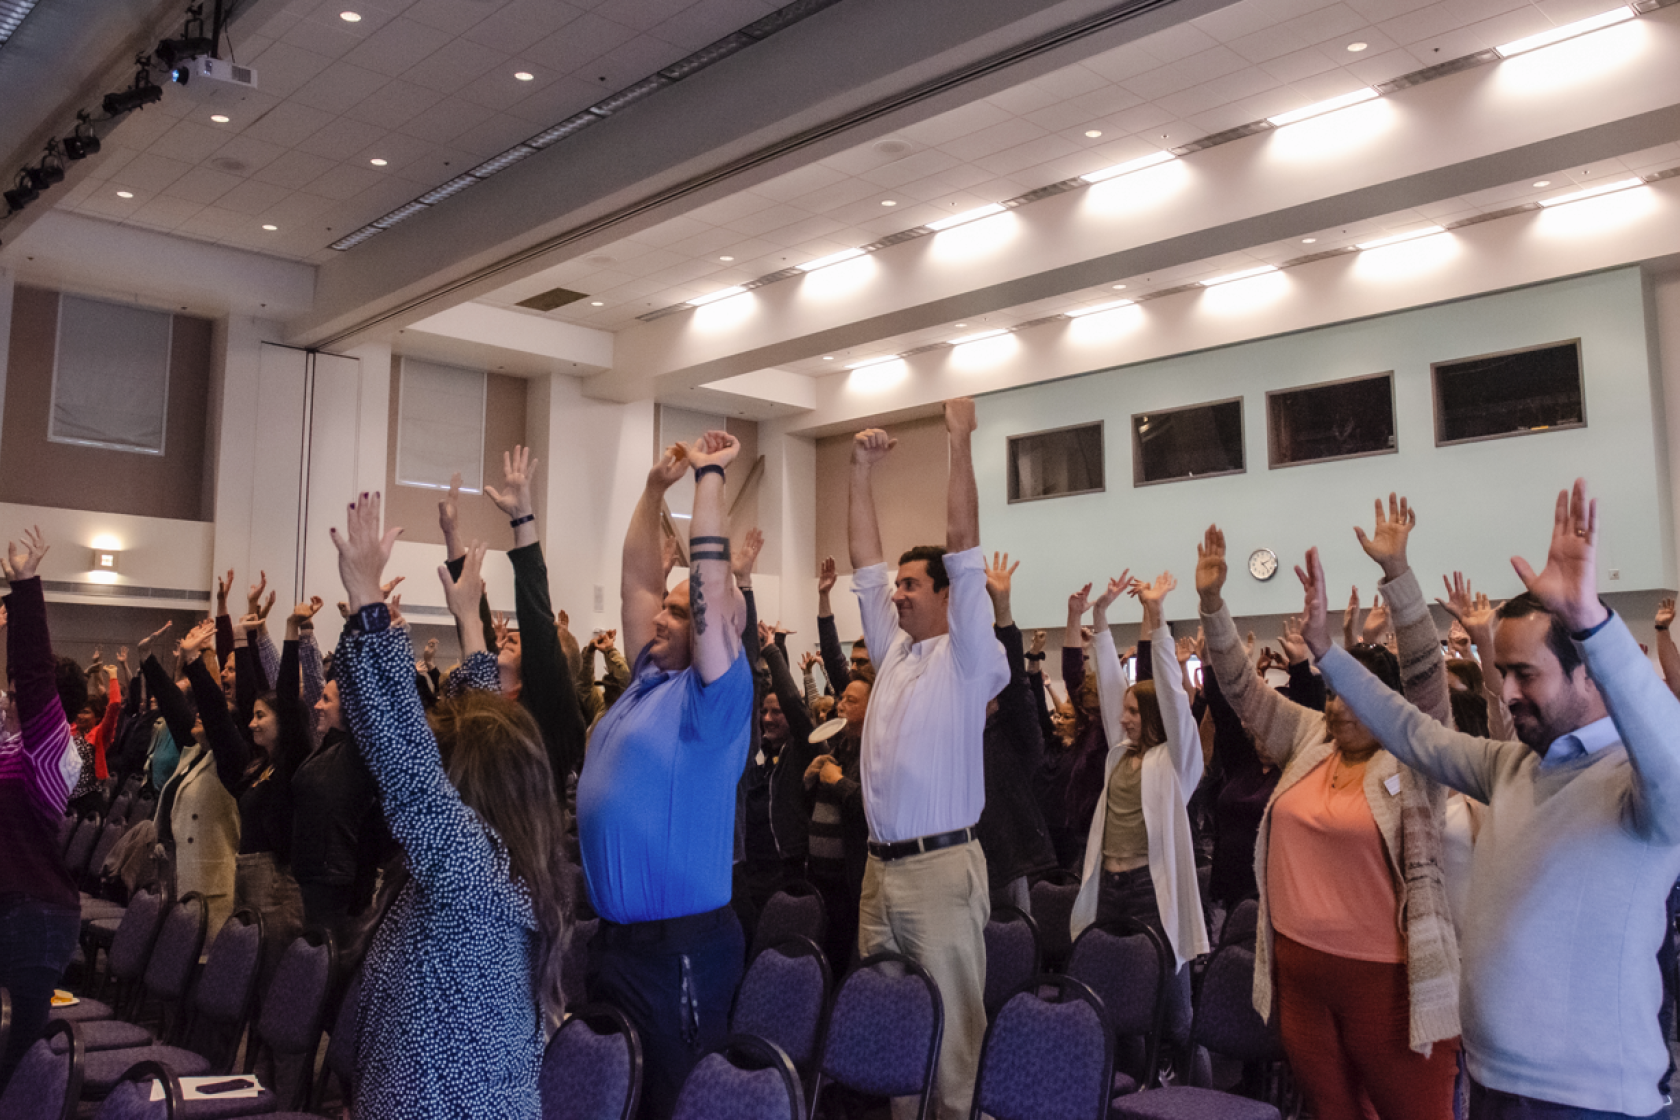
{"left": 421, "top": 638, "right": 439, "bottom": 664}
{"left": 381, "top": 576, "right": 404, "bottom": 601}
{"left": 388, "top": 594, "right": 407, "bottom": 629}
{"left": 1294, "top": 548, "right": 1334, "bottom": 658}
{"left": 1067, "top": 583, "right": 1094, "bottom": 619}
{"left": 239, "top": 612, "right": 264, "bottom": 633}
{"left": 1659, "top": 598, "right": 1676, "bottom": 631}
{"left": 556, "top": 609, "right": 570, "bottom": 634}
{"left": 290, "top": 597, "right": 324, "bottom": 625}
{"left": 1511, "top": 479, "right": 1605, "bottom": 632}
{"left": 1353, "top": 493, "right": 1416, "bottom": 580}
{"left": 944, "top": 397, "right": 977, "bottom": 435}
{"left": 484, "top": 445, "right": 538, "bottom": 520}
{"left": 984, "top": 552, "right": 1019, "bottom": 600}
{"left": 1448, "top": 622, "right": 1473, "bottom": 658}
{"left": 137, "top": 621, "right": 171, "bottom": 655}
{"left": 648, "top": 444, "right": 689, "bottom": 492}
{"left": 329, "top": 492, "right": 403, "bottom": 613}
{"left": 1343, "top": 586, "right": 1362, "bottom": 648}
{"left": 1093, "top": 572, "right": 1133, "bottom": 613}
{"left": 492, "top": 611, "right": 510, "bottom": 649}
{"left": 1257, "top": 647, "right": 1286, "bottom": 676}
{"left": 1362, "top": 594, "right": 1390, "bottom": 645}
{"left": 591, "top": 629, "right": 617, "bottom": 652}
{"left": 800, "top": 651, "right": 820, "bottom": 673}
{"left": 758, "top": 620, "right": 776, "bottom": 649}
{"left": 179, "top": 618, "right": 217, "bottom": 657}
{"left": 687, "top": 430, "right": 740, "bottom": 472}
{"left": 246, "top": 571, "right": 269, "bottom": 618}
{"left": 1195, "top": 525, "right": 1227, "bottom": 610}
{"left": 733, "top": 528, "right": 764, "bottom": 584}
{"left": 1280, "top": 616, "right": 1310, "bottom": 664}
{"left": 1030, "top": 630, "right": 1048, "bottom": 657}
{"left": 439, "top": 542, "right": 488, "bottom": 653}
{"left": 818, "top": 556, "right": 838, "bottom": 594}
{"left": 215, "top": 569, "right": 234, "bottom": 614}
{"left": 1136, "top": 571, "right": 1176, "bottom": 604}
{"left": 1, "top": 526, "right": 49, "bottom": 582}
{"left": 852, "top": 428, "right": 897, "bottom": 466}
{"left": 1175, "top": 636, "right": 1196, "bottom": 665}
{"left": 115, "top": 645, "right": 128, "bottom": 667}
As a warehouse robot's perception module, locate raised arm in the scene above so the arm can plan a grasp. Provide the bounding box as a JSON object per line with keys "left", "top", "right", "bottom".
{"left": 179, "top": 619, "right": 253, "bottom": 793}
{"left": 439, "top": 472, "right": 496, "bottom": 652}
{"left": 762, "top": 634, "right": 816, "bottom": 745}
{"left": 684, "top": 431, "right": 746, "bottom": 685}
{"left": 1439, "top": 575, "right": 1515, "bottom": 739}
{"left": 439, "top": 542, "right": 500, "bottom": 699}
{"left": 287, "top": 598, "right": 327, "bottom": 710}
{"left": 1, "top": 529, "right": 79, "bottom": 816}
{"left": 1655, "top": 599, "right": 1680, "bottom": 701}
{"left": 1195, "top": 525, "right": 1324, "bottom": 767}
{"left": 1090, "top": 572, "right": 1133, "bottom": 748}
{"left": 735, "top": 528, "right": 764, "bottom": 670}
{"left": 848, "top": 428, "right": 893, "bottom": 570}
{"left": 1355, "top": 492, "right": 1449, "bottom": 725}
{"left": 623, "top": 446, "right": 689, "bottom": 659}
{"left": 944, "top": 397, "right": 979, "bottom": 554}
{"left": 1139, "top": 572, "right": 1202, "bottom": 790}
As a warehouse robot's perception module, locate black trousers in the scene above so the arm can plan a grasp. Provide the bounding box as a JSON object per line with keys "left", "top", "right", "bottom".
{"left": 588, "top": 906, "right": 745, "bottom": 1120}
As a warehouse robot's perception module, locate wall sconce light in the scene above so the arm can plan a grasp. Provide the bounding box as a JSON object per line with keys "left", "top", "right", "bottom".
{"left": 90, "top": 548, "right": 121, "bottom": 573}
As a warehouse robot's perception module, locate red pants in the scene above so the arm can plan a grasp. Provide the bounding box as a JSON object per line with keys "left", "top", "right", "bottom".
{"left": 1274, "top": 932, "right": 1460, "bottom": 1120}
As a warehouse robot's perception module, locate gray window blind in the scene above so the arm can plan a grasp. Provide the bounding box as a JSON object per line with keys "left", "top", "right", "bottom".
{"left": 50, "top": 294, "right": 172, "bottom": 454}
{"left": 396, "top": 358, "right": 486, "bottom": 491}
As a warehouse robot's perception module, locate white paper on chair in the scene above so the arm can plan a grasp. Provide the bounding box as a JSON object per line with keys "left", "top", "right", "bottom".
{"left": 150, "top": 1075, "right": 264, "bottom": 1101}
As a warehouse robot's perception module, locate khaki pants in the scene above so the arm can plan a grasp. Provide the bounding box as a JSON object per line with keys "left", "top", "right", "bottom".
{"left": 858, "top": 840, "right": 990, "bottom": 1120}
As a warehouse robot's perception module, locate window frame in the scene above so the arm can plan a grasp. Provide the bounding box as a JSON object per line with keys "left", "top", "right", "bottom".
{"left": 1431, "top": 338, "right": 1587, "bottom": 447}
{"left": 1130, "top": 396, "right": 1246, "bottom": 488}
{"left": 48, "top": 293, "right": 174, "bottom": 457}
{"left": 1265, "top": 370, "right": 1398, "bottom": 470}
{"left": 1006, "top": 420, "right": 1106, "bottom": 504}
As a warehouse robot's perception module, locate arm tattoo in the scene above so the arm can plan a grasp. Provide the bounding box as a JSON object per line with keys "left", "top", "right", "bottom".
{"left": 691, "top": 571, "right": 709, "bottom": 637}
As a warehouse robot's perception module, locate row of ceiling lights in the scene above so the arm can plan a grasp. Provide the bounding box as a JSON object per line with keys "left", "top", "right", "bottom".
{"left": 834, "top": 171, "right": 1658, "bottom": 372}
{"left": 663, "top": 4, "right": 1653, "bottom": 318}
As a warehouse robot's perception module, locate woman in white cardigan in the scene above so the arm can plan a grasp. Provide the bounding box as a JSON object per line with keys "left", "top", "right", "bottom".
{"left": 1070, "top": 571, "right": 1210, "bottom": 1068}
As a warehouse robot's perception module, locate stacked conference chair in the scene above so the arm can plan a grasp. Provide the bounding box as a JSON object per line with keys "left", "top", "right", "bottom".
{"left": 540, "top": 1004, "right": 643, "bottom": 1120}
{"left": 809, "top": 951, "right": 944, "bottom": 1120}
{"left": 671, "top": 1035, "right": 804, "bottom": 1120}
{"left": 971, "top": 975, "right": 1114, "bottom": 1120}
{"left": 749, "top": 883, "right": 829, "bottom": 960}
{"left": 1065, "top": 924, "right": 1170, "bottom": 1098}
{"left": 981, "top": 906, "right": 1042, "bottom": 1020}
{"left": 728, "top": 936, "right": 832, "bottom": 1086}
{"left": 0, "top": 1019, "right": 83, "bottom": 1120}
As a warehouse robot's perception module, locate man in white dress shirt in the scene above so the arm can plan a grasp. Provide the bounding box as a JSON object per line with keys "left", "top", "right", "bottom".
{"left": 848, "top": 397, "right": 1009, "bottom": 1120}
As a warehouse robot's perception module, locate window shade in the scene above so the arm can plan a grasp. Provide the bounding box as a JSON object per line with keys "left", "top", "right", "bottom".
{"left": 50, "top": 294, "right": 172, "bottom": 454}
{"left": 396, "top": 359, "right": 486, "bottom": 491}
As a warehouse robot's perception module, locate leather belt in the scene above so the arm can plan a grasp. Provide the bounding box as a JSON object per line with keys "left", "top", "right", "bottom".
{"left": 867, "top": 826, "right": 977, "bottom": 863}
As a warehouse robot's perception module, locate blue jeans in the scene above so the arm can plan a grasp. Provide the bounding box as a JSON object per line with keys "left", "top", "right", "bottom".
{"left": 1469, "top": 1080, "right": 1665, "bottom": 1120}
{"left": 587, "top": 906, "right": 745, "bottom": 1120}
{"left": 0, "top": 896, "right": 81, "bottom": 1092}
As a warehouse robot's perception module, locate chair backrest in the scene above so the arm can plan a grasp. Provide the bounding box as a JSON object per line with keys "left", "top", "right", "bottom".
{"left": 107, "top": 884, "right": 168, "bottom": 986}
{"left": 813, "top": 952, "right": 943, "bottom": 1120}
{"left": 1191, "top": 945, "right": 1282, "bottom": 1064}
{"left": 1064, "top": 924, "right": 1166, "bottom": 1089}
{"left": 63, "top": 815, "right": 100, "bottom": 872}
{"left": 106, "top": 794, "right": 133, "bottom": 830}
{"left": 91, "top": 1059, "right": 182, "bottom": 1120}
{"left": 183, "top": 908, "right": 264, "bottom": 1065}
{"left": 541, "top": 1003, "right": 642, "bottom": 1120}
{"left": 972, "top": 975, "right": 1113, "bottom": 1120}
{"left": 142, "top": 894, "right": 207, "bottom": 1005}
{"left": 729, "top": 936, "right": 831, "bottom": 1071}
{"left": 750, "top": 885, "right": 827, "bottom": 959}
{"left": 982, "top": 906, "right": 1042, "bottom": 1018}
{"left": 1029, "top": 879, "right": 1081, "bottom": 969}
{"left": 1219, "top": 899, "right": 1259, "bottom": 949}
{"left": 322, "top": 964, "right": 365, "bottom": 1093}
{"left": 672, "top": 1035, "right": 803, "bottom": 1120}
{"left": 253, "top": 927, "right": 336, "bottom": 1109}
{"left": 88, "top": 820, "right": 129, "bottom": 883}
{"left": 57, "top": 813, "right": 79, "bottom": 853}
{"left": 0, "top": 1020, "right": 83, "bottom": 1120}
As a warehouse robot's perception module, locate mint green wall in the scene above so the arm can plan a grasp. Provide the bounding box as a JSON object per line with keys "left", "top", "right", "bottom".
{"left": 976, "top": 267, "right": 1673, "bottom": 626}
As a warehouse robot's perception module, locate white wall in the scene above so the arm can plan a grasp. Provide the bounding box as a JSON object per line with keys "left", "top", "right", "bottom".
{"left": 976, "top": 267, "right": 1674, "bottom": 628}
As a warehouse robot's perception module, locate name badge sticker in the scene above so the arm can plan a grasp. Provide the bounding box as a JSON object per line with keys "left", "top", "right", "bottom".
{"left": 1383, "top": 774, "right": 1401, "bottom": 797}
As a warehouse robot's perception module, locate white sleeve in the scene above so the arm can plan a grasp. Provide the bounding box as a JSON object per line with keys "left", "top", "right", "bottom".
{"left": 1150, "top": 622, "right": 1204, "bottom": 793}
{"left": 943, "top": 547, "right": 1007, "bottom": 687}
{"left": 851, "top": 562, "right": 899, "bottom": 668}
{"left": 1093, "top": 629, "right": 1128, "bottom": 750}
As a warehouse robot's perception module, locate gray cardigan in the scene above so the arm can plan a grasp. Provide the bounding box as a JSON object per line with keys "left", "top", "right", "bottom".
{"left": 1317, "top": 611, "right": 1680, "bottom": 1114}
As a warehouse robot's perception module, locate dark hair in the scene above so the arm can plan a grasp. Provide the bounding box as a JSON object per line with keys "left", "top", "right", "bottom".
{"left": 897, "top": 546, "right": 949, "bottom": 593}
{"left": 1450, "top": 689, "right": 1490, "bottom": 738}
{"left": 1445, "top": 659, "right": 1484, "bottom": 695}
{"left": 1128, "top": 681, "right": 1167, "bottom": 751}
{"left": 55, "top": 658, "right": 88, "bottom": 721}
{"left": 1496, "top": 593, "right": 1584, "bottom": 677}
{"left": 1347, "top": 643, "right": 1402, "bottom": 694}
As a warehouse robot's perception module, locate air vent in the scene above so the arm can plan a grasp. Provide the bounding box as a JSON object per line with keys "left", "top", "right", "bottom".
{"left": 517, "top": 288, "right": 590, "bottom": 312}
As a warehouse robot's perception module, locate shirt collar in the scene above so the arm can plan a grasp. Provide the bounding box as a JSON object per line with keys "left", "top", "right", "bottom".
{"left": 1544, "top": 715, "right": 1618, "bottom": 767}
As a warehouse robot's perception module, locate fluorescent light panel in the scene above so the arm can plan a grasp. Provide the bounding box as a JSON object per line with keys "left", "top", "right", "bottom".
{"left": 798, "top": 247, "right": 865, "bottom": 272}
{"left": 0, "top": 0, "right": 42, "bottom": 45}
{"left": 847, "top": 355, "right": 902, "bottom": 370}
{"left": 1080, "top": 150, "right": 1175, "bottom": 183}
{"left": 1267, "top": 87, "right": 1379, "bottom": 127}
{"left": 1355, "top": 225, "right": 1446, "bottom": 250}
{"left": 688, "top": 286, "right": 747, "bottom": 306}
{"left": 1066, "top": 298, "right": 1136, "bottom": 317}
{"left": 926, "top": 203, "right": 1006, "bottom": 231}
{"left": 1200, "top": 265, "right": 1278, "bottom": 287}
{"left": 1536, "top": 177, "right": 1643, "bottom": 206}
{"left": 949, "top": 328, "right": 1009, "bottom": 345}
{"left": 1495, "top": 6, "right": 1634, "bottom": 57}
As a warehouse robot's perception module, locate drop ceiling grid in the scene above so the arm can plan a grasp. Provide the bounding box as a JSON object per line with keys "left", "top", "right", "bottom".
{"left": 54, "top": 0, "right": 784, "bottom": 261}
{"left": 483, "top": 0, "right": 1609, "bottom": 329}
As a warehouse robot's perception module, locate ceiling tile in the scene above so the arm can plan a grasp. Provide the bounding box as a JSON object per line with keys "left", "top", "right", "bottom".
{"left": 1376, "top": 4, "right": 1474, "bottom": 43}
{"left": 984, "top": 82, "right": 1063, "bottom": 118}
{"left": 1023, "top": 85, "right": 1146, "bottom": 133}
{"left": 248, "top": 41, "right": 336, "bottom": 99}
{"left": 150, "top": 120, "right": 235, "bottom": 166}
{"left": 130, "top": 195, "right": 208, "bottom": 231}
{"left": 207, "top": 134, "right": 288, "bottom": 175}
{"left": 970, "top": 133, "right": 1083, "bottom": 179}
{"left": 1343, "top": 0, "right": 1437, "bottom": 21}
{"left": 342, "top": 78, "right": 445, "bottom": 130}
{"left": 291, "top": 61, "right": 393, "bottom": 115}
{"left": 397, "top": 98, "right": 498, "bottom": 145}
{"left": 298, "top": 162, "right": 385, "bottom": 200}
{"left": 462, "top": 0, "right": 585, "bottom": 52}
{"left": 296, "top": 115, "right": 388, "bottom": 160}
{"left": 787, "top": 175, "right": 887, "bottom": 215}
{"left": 110, "top": 152, "right": 197, "bottom": 194}
{"left": 343, "top": 17, "right": 457, "bottom": 78}
{"left": 859, "top": 149, "right": 964, "bottom": 190}
{"left": 1123, "top": 64, "right": 1203, "bottom": 102}
{"left": 403, "top": 0, "right": 512, "bottom": 36}
{"left": 250, "top": 149, "right": 339, "bottom": 189}
{"left": 211, "top": 177, "right": 294, "bottom": 216}
{"left": 1346, "top": 46, "right": 1424, "bottom": 83}
{"left": 895, "top": 100, "right": 1016, "bottom": 150}
{"left": 938, "top": 117, "right": 1049, "bottom": 163}
{"left": 1078, "top": 42, "right": 1164, "bottom": 85}
{"left": 720, "top": 202, "right": 817, "bottom": 238}
{"left": 523, "top": 12, "right": 641, "bottom": 74}
{"left": 239, "top": 101, "right": 338, "bottom": 148}
{"left": 1138, "top": 21, "right": 1225, "bottom": 62}
{"left": 404, "top": 37, "right": 509, "bottom": 95}
{"left": 161, "top": 167, "right": 244, "bottom": 205}
{"left": 1260, "top": 44, "right": 1341, "bottom": 82}
{"left": 748, "top": 162, "right": 852, "bottom": 204}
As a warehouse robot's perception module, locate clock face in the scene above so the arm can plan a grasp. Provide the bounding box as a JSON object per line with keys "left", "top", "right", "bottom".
{"left": 1249, "top": 548, "right": 1278, "bottom": 581}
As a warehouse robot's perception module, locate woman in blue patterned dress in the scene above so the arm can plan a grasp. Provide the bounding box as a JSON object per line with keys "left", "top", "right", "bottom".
{"left": 329, "top": 493, "right": 568, "bottom": 1120}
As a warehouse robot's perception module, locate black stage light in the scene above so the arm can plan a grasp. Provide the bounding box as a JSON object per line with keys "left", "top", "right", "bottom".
{"left": 157, "top": 5, "right": 211, "bottom": 76}
{"left": 25, "top": 142, "right": 65, "bottom": 190}
{"left": 104, "top": 58, "right": 162, "bottom": 116}
{"left": 64, "top": 116, "right": 100, "bottom": 160}
{"left": 4, "top": 173, "right": 38, "bottom": 213}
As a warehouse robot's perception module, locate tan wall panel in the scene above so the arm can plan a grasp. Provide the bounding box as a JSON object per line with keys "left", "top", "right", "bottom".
{"left": 814, "top": 415, "right": 948, "bottom": 576}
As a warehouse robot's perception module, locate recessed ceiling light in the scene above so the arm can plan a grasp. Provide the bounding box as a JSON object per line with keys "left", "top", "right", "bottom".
{"left": 1084, "top": 129, "right": 1102, "bottom": 138}
{"left": 116, "top": 190, "right": 133, "bottom": 198}
{"left": 1080, "top": 150, "right": 1175, "bottom": 184}
{"left": 210, "top": 114, "right": 229, "bottom": 123}
{"left": 1495, "top": 7, "right": 1635, "bottom": 58}
{"left": 880, "top": 199, "right": 897, "bottom": 206}
{"left": 1302, "top": 237, "right": 1317, "bottom": 244}
{"left": 261, "top": 224, "right": 278, "bottom": 231}
{"left": 822, "top": 355, "right": 834, "bottom": 360}
{"left": 1533, "top": 180, "right": 1551, "bottom": 187}
{"left": 370, "top": 158, "right": 387, "bottom": 166}
{"left": 591, "top": 301, "right": 604, "bottom": 306}
{"left": 1268, "top": 88, "right": 1379, "bottom": 127}
{"left": 1200, "top": 264, "right": 1279, "bottom": 287}
{"left": 514, "top": 71, "right": 534, "bottom": 81}
{"left": 1066, "top": 298, "right": 1135, "bottom": 318}
{"left": 340, "top": 11, "right": 361, "bottom": 22}
{"left": 798, "top": 247, "right": 865, "bottom": 272}
{"left": 954, "top": 323, "right": 967, "bottom": 328}
{"left": 1111, "top": 284, "right": 1127, "bottom": 290}
{"left": 1347, "top": 41, "right": 1368, "bottom": 52}
{"left": 1356, "top": 225, "right": 1445, "bottom": 250}
{"left": 688, "top": 285, "right": 747, "bottom": 307}
{"left": 949, "top": 328, "right": 1009, "bottom": 346}
{"left": 926, "top": 202, "right": 1006, "bottom": 231}
{"left": 719, "top": 255, "right": 734, "bottom": 261}
{"left": 1536, "top": 177, "right": 1644, "bottom": 208}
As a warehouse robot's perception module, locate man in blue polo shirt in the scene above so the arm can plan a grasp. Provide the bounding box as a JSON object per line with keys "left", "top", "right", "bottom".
{"left": 578, "top": 431, "right": 754, "bottom": 1120}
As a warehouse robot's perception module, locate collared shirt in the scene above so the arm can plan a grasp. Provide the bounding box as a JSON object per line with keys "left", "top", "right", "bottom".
{"left": 576, "top": 644, "right": 752, "bottom": 924}
{"left": 1541, "top": 715, "right": 1619, "bottom": 770}
{"left": 854, "top": 546, "right": 1009, "bottom": 844}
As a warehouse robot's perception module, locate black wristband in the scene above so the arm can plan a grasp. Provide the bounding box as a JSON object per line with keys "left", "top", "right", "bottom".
{"left": 695, "top": 464, "right": 725, "bottom": 484}
{"left": 1024, "top": 652, "right": 1045, "bottom": 662}
{"left": 1569, "top": 611, "right": 1615, "bottom": 642}
{"left": 510, "top": 513, "right": 535, "bottom": 528}
{"left": 348, "top": 602, "right": 390, "bottom": 636}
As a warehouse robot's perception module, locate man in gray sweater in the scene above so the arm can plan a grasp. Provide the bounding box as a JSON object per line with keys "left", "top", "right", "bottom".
{"left": 1293, "top": 479, "right": 1680, "bottom": 1119}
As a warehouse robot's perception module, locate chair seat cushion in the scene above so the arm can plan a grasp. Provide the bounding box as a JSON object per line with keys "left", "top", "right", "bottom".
{"left": 50, "top": 996, "right": 114, "bottom": 1022}
{"left": 1111, "top": 1071, "right": 1141, "bottom": 1096}
{"left": 82, "top": 898, "right": 127, "bottom": 923}
{"left": 1109, "top": 1087, "right": 1281, "bottom": 1120}
{"left": 83, "top": 1045, "right": 213, "bottom": 1096}
{"left": 178, "top": 1088, "right": 279, "bottom": 1118}
{"left": 89, "top": 917, "right": 123, "bottom": 942}
{"left": 50, "top": 1018, "right": 152, "bottom": 1052}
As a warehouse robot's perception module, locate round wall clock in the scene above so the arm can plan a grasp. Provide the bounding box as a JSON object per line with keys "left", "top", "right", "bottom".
{"left": 1248, "top": 547, "right": 1279, "bottom": 581}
